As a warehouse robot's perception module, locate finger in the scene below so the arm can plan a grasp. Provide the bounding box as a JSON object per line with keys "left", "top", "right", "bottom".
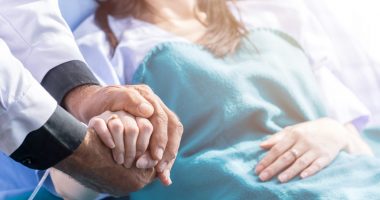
{"left": 109, "top": 86, "right": 154, "bottom": 118}
{"left": 141, "top": 93, "right": 169, "bottom": 160}
{"left": 158, "top": 159, "right": 175, "bottom": 186}
{"left": 278, "top": 150, "right": 317, "bottom": 183}
{"left": 255, "top": 134, "right": 295, "bottom": 174}
{"left": 258, "top": 141, "right": 308, "bottom": 181}
{"left": 135, "top": 117, "right": 153, "bottom": 157}
{"left": 107, "top": 117, "right": 125, "bottom": 165}
{"left": 300, "top": 156, "right": 331, "bottom": 179}
{"left": 119, "top": 113, "right": 139, "bottom": 168}
{"left": 88, "top": 117, "right": 115, "bottom": 149}
{"left": 260, "top": 131, "right": 286, "bottom": 149}
{"left": 158, "top": 169, "right": 172, "bottom": 186}
{"left": 156, "top": 109, "right": 183, "bottom": 173}
{"left": 136, "top": 152, "right": 158, "bottom": 169}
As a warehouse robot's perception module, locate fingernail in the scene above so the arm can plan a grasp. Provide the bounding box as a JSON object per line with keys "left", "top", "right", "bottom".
{"left": 109, "top": 141, "right": 116, "bottom": 149}
{"left": 138, "top": 103, "right": 153, "bottom": 114}
{"left": 157, "top": 161, "right": 168, "bottom": 173}
{"left": 124, "top": 158, "right": 134, "bottom": 168}
{"left": 259, "top": 171, "right": 269, "bottom": 181}
{"left": 115, "top": 153, "right": 124, "bottom": 165}
{"left": 279, "top": 174, "right": 288, "bottom": 183}
{"left": 136, "top": 157, "right": 149, "bottom": 169}
{"left": 301, "top": 172, "right": 308, "bottom": 179}
{"left": 255, "top": 164, "right": 264, "bottom": 174}
{"left": 164, "top": 170, "right": 172, "bottom": 186}
{"left": 155, "top": 148, "right": 164, "bottom": 160}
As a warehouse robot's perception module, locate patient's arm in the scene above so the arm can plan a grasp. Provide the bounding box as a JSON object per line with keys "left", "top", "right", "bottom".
{"left": 255, "top": 118, "right": 373, "bottom": 183}
{"left": 344, "top": 123, "right": 374, "bottom": 155}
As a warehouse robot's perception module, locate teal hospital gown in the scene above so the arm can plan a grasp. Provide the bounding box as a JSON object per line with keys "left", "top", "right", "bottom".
{"left": 131, "top": 29, "right": 380, "bottom": 200}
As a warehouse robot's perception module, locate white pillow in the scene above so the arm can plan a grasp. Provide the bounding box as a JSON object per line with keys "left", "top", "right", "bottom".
{"left": 58, "top": 0, "right": 97, "bottom": 30}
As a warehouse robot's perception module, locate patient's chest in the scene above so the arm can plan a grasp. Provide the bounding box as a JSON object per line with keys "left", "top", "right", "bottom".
{"left": 133, "top": 29, "right": 327, "bottom": 149}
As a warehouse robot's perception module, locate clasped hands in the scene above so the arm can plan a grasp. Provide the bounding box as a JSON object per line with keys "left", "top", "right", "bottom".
{"left": 61, "top": 84, "right": 183, "bottom": 194}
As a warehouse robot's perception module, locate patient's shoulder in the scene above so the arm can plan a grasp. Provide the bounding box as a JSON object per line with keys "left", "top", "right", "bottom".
{"left": 248, "top": 28, "right": 305, "bottom": 52}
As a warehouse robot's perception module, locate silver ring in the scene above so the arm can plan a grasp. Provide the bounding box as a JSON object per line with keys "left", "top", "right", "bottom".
{"left": 290, "top": 149, "right": 300, "bottom": 158}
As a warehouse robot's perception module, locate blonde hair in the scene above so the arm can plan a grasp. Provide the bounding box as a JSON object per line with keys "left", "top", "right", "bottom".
{"left": 95, "top": 0, "right": 247, "bottom": 57}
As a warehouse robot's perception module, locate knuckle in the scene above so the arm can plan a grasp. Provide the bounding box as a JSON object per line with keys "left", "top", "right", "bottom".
{"left": 175, "top": 121, "right": 184, "bottom": 135}
{"left": 139, "top": 84, "right": 153, "bottom": 92}
{"left": 166, "top": 152, "right": 177, "bottom": 160}
{"left": 280, "top": 154, "right": 293, "bottom": 163}
{"left": 155, "top": 112, "right": 168, "bottom": 125}
{"left": 92, "top": 117, "right": 104, "bottom": 125}
{"left": 154, "top": 135, "right": 168, "bottom": 145}
{"left": 312, "top": 163, "right": 321, "bottom": 171}
{"left": 271, "top": 146, "right": 282, "bottom": 155}
{"left": 297, "top": 158, "right": 309, "bottom": 166}
{"left": 109, "top": 121, "right": 123, "bottom": 132}
{"left": 124, "top": 125, "right": 139, "bottom": 135}
{"left": 114, "top": 148, "right": 125, "bottom": 155}
{"left": 259, "top": 159, "right": 268, "bottom": 167}
{"left": 139, "top": 120, "right": 153, "bottom": 133}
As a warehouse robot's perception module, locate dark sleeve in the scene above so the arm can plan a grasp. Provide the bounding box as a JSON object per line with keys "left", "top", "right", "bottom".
{"left": 41, "top": 60, "right": 100, "bottom": 104}
{"left": 10, "top": 61, "right": 99, "bottom": 169}
{"left": 10, "top": 106, "right": 87, "bottom": 170}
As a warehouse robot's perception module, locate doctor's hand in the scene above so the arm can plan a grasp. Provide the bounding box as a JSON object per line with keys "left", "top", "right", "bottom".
{"left": 64, "top": 84, "right": 183, "bottom": 184}
{"left": 55, "top": 129, "right": 156, "bottom": 196}
{"left": 255, "top": 118, "right": 371, "bottom": 183}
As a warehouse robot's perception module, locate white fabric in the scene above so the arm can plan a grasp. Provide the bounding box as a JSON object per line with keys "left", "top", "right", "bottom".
{"left": 0, "top": 39, "right": 57, "bottom": 155}
{"left": 75, "top": 9, "right": 369, "bottom": 127}
{"left": 75, "top": 16, "right": 189, "bottom": 85}
{"left": 0, "top": 0, "right": 85, "bottom": 82}
{"left": 235, "top": 0, "right": 371, "bottom": 127}
{"left": 58, "top": 0, "right": 96, "bottom": 30}
{"left": 303, "top": 0, "right": 380, "bottom": 126}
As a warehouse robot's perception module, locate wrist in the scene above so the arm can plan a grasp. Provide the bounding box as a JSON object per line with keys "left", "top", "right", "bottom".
{"left": 63, "top": 84, "right": 102, "bottom": 123}
{"left": 342, "top": 123, "right": 359, "bottom": 153}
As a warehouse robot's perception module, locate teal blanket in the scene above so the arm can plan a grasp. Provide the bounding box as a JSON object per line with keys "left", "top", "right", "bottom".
{"left": 131, "top": 29, "right": 380, "bottom": 200}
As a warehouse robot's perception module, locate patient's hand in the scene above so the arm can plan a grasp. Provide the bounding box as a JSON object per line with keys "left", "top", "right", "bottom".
{"left": 255, "top": 118, "right": 373, "bottom": 183}
{"left": 88, "top": 111, "right": 172, "bottom": 186}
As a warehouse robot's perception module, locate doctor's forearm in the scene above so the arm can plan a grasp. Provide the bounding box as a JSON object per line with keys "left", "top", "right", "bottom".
{"left": 10, "top": 106, "right": 87, "bottom": 170}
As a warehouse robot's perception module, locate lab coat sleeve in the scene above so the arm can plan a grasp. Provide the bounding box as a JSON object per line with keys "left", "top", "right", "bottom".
{"left": 0, "top": 0, "right": 99, "bottom": 103}
{"left": 0, "top": 39, "right": 86, "bottom": 170}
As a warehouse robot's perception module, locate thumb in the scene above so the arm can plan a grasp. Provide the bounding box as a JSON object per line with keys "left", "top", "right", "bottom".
{"left": 112, "top": 87, "right": 154, "bottom": 117}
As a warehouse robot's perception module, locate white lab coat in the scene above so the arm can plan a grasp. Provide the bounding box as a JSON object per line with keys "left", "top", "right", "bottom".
{"left": 0, "top": 0, "right": 93, "bottom": 168}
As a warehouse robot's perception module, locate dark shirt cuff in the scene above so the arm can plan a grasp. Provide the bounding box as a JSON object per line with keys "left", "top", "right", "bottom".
{"left": 10, "top": 106, "right": 87, "bottom": 170}
{"left": 41, "top": 60, "right": 100, "bottom": 104}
